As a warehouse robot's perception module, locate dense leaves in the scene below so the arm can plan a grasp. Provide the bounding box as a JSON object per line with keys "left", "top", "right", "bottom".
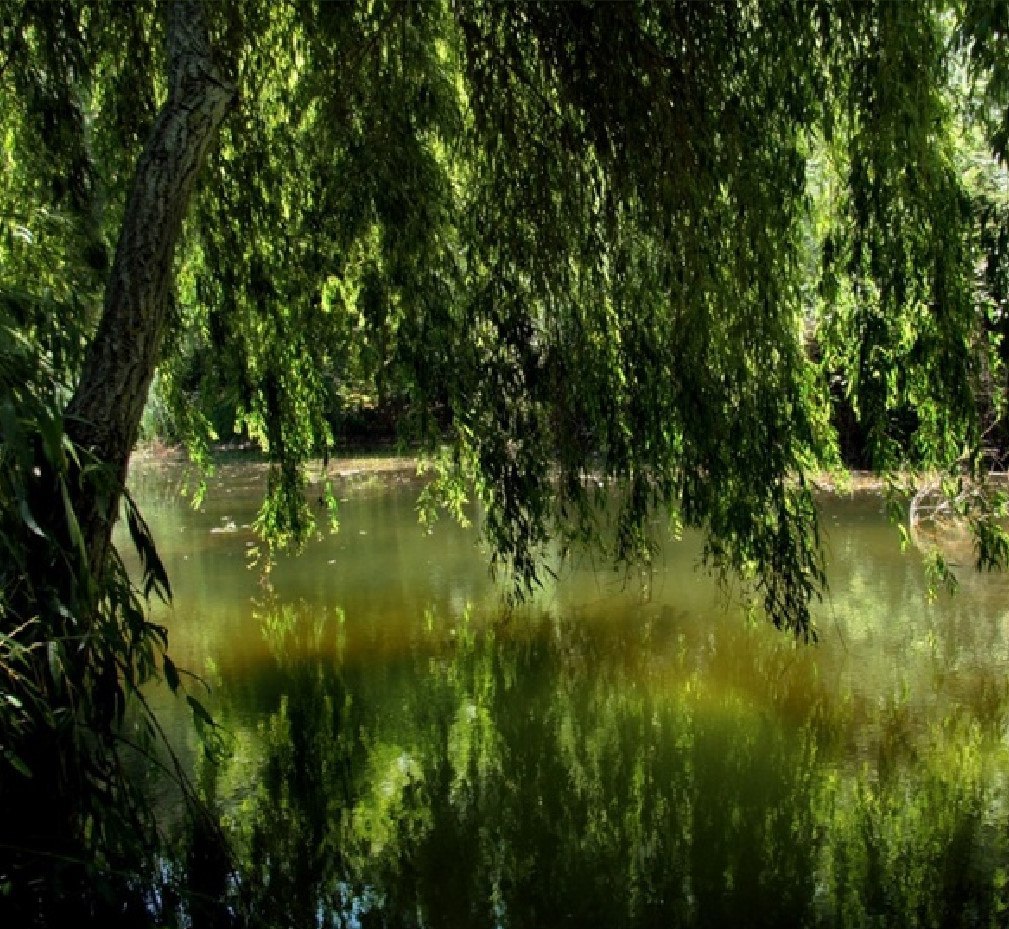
{"left": 0, "top": 317, "right": 192, "bottom": 924}
{"left": 7, "top": 0, "right": 1009, "bottom": 639}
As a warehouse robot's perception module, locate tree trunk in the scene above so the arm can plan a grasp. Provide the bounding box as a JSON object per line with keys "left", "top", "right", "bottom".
{"left": 64, "top": 0, "right": 233, "bottom": 581}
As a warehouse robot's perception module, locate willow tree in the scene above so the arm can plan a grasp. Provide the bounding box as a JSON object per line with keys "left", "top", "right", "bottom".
{"left": 3, "top": 0, "right": 1009, "bottom": 914}
{"left": 9, "top": 0, "right": 1006, "bottom": 631}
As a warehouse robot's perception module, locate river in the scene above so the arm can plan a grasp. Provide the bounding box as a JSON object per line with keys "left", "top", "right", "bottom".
{"left": 125, "top": 458, "right": 1009, "bottom": 928}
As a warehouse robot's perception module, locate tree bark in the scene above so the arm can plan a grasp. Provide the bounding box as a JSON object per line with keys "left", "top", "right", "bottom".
{"left": 64, "top": 0, "right": 233, "bottom": 581}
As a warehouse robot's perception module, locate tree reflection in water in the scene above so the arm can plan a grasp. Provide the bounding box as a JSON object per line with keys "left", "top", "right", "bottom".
{"left": 161, "top": 597, "right": 1009, "bottom": 929}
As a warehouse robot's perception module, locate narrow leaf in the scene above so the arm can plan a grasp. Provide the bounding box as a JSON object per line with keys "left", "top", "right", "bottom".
{"left": 18, "top": 498, "right": 46, "bottom": 539}
{"left": 186, "top": 695, "right": 216, "bottom": 728}
{"left": 163, "top": 654, "right": 180, "bottom": 694}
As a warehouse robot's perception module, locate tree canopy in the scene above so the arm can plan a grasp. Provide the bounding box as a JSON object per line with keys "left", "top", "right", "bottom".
{"left": 6, "top": 0, "right": 1009, "bottom": 636}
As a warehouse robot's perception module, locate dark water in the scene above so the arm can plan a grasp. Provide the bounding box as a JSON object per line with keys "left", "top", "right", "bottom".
{"left": 126, "top": 461, "right": 1009, "bottom": 928}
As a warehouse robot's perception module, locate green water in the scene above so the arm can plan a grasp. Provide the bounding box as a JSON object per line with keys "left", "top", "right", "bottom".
{"left": 127, "top": 461, "right": 1009, "bottom": 928}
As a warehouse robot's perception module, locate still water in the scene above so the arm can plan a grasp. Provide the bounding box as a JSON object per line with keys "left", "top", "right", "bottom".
{"left": 127, "top": 460, "right": 1009, "bottom": 928}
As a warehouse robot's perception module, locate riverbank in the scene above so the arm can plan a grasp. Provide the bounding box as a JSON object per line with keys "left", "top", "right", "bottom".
{"left": 133, "top": 440, "right": 1009, "bottom": 523}
{"left": 130, "top": 440, "right": 420, "bottom": 479}
{"left": 134, "top": 441, "right": 909, "bottom": 493}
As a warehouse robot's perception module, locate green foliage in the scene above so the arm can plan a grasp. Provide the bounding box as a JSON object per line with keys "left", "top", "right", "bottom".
{"left": 0, "top": 315, "right": 220, "bottom": 924}
{"left": 6, "top": 3, "right": 1009, "bottom": 913}
{"left": 822, "top": 3, "right": 979, "bottom": 470}
{"left": 9, "top": 0, "right": 1009, "bottom": 637}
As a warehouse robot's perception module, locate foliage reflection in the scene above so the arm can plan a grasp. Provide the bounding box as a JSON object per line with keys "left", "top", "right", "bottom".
{"left": 173, "top": 601, "right": 1009, "bottom": 929}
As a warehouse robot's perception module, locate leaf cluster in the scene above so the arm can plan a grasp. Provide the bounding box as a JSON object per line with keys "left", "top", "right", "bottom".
{"left": 0, "top": 313, "right": 219, "bottom": 924}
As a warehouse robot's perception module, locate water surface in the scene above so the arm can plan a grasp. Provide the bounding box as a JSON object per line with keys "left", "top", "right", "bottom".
{"left": 127, "top": 461, "right": 1009, "bottom": 928}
